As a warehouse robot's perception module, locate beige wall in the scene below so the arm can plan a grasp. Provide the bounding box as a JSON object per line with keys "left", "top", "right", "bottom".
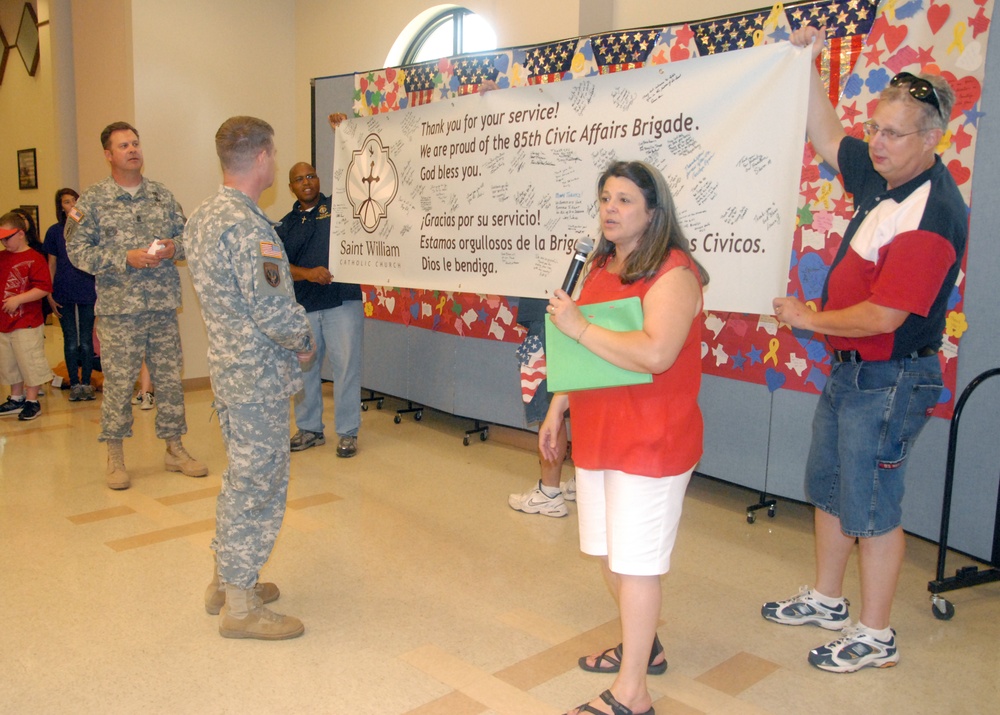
{"left": 1, "top": 0, "right": 60, "bottom": 231}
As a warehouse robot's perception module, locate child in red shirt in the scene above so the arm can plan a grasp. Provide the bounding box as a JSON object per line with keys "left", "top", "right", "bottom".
{"left": 0, "top": 211, "right": 54, "bottom": 421}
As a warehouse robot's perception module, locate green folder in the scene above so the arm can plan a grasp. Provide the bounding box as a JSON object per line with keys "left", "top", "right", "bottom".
{"left": 545, "top": 297, "right": 653, "bottom": 392}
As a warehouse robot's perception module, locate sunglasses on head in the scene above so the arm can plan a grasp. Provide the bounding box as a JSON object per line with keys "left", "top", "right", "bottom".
{"left": 890, "top": 72, "right": 943, "bottom": 119}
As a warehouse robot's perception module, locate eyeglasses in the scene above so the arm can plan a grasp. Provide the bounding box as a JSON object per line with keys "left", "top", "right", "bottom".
{"left": 862, "top": 120, "right": 926, "bottom": 141}
{"left": 291, "top": 173, "right": 317, "bottom": 184}
{"left": 889, "top": 72, "right": 943, "bottom": 119}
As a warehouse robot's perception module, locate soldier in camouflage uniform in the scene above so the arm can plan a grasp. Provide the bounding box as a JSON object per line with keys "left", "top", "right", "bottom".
{"left": 66, "top": 121, "right": 207, "bottom": 490}
{"left": 186, "top": 116, "right": 314, "bottom": 641}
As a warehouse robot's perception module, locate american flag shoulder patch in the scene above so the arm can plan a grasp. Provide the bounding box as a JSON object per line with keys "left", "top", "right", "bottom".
{"left": 259, "top": 241, "right": 283, "bottom": 259}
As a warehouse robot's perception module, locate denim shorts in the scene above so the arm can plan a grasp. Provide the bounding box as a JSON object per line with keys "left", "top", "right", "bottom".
{"left": 805, "top": 355, "right": 942, "bottom": 537}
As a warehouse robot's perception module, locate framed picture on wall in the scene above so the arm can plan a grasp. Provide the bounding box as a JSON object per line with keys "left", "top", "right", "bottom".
{"left": 17, "top": 148, "right": 37, "bottom": 189}
{"left": 19, "top": 205, "right": 40, "bottom": 235}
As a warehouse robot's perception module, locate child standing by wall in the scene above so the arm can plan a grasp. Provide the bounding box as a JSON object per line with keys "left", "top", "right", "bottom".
{"left": 1, "top": 211, "right": 55, "bottom": 421}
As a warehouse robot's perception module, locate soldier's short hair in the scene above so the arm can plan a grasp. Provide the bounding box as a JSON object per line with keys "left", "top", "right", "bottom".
{"left": 216, "top": 116, "right": 274, "bottom": 173}
{"left": 101, "top": 121, "right": 139, "bottom": 149}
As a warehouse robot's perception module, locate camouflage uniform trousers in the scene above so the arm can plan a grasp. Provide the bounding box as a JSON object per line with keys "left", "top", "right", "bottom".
{"left": 96, "top": 310, "right": 187, "bottom": 442}
{"left": 211, "top": 398, "right": 291, "bottom": 590}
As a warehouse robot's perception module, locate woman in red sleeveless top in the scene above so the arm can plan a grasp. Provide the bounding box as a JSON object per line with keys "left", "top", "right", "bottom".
{"left": 542, "top": 161, "right": 708, "bottom": 715}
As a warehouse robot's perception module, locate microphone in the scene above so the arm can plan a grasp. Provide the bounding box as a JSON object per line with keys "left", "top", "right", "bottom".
{"left": 561, "top": 237, "right": 594, "bottom": 295}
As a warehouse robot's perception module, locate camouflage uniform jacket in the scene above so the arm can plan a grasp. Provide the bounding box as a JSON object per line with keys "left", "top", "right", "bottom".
{"left": 185, "top": 185, "right": 312, "bottom": 404}
{"left": 64, "top": 176, "right": 185, "bottom": 317}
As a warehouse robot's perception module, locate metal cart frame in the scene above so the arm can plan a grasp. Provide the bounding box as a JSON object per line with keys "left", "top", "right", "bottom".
{"left": 928, "top": 367, "right": 1000, "bottom": 620}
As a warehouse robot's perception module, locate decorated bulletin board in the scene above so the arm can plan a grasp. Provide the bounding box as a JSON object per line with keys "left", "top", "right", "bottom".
{"left": 347, "top": 0, "right": 992, "bottom": 419}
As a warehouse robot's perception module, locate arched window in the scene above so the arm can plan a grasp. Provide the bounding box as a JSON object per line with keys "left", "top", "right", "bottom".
{"left": 387, "top": 6, "right": 497, "bottom": 67}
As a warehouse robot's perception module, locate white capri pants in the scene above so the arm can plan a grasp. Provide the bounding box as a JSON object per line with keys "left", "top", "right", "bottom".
{"left": 576, "top": 466, "right": 694, "bottom": 576}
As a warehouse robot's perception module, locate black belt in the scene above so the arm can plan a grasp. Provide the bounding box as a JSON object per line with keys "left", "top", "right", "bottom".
{"left": 832, "top": 346, "right": 937, "bottom": 363}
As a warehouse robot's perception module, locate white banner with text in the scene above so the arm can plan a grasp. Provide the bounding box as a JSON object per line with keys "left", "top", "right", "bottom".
{"left": 330, "top": 41, "right": 810, "bottom": 314}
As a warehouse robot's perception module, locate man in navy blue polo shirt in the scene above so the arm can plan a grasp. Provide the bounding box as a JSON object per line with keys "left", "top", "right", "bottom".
{"left": 276, "top": 142, "right": 364, "bottom": 458}
{"left": 763, "top": 27, "right": 967, "bottom": 673}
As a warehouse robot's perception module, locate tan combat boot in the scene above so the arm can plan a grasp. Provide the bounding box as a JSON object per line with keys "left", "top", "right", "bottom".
{"left": 106, "top": 439, "right": 130, "bottom": 490}
{"left": 219, "top": 585, "right": 304, "bottom": 640}
{"left": 165, "top": 439, "right": 208, "bottom": 477}
{"left": 204, "top": 556, "right": 280, "bottom": 615}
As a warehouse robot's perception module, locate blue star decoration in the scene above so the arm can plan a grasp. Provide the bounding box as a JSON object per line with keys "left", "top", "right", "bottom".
{"left": 963, "top": 104, "right": 986, "bottom": 128}
{"left": 747, "top": 345, "right": 763, "bottom": 366}
{"left": 731, "top": 350, "right": 747, "bottom": 371}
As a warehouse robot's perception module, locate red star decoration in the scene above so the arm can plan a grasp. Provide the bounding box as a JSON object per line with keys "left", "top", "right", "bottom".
{"left": 832, "top": 194, "right": 854, "bottom": 218}
{"left": 840, "top": 101, "right": 862, "bottom": 124}
{"left": 866, "top": 97, "right": 881, "bottom": 118}
{"left": 801, "top": 182, "right": 821, "bottom": 203}
{"left": 915, "top": 46, "right": 936, "bottom": 68}
{"left": 951, "top": 124, "right": 973, "bottom": 153}
{"left": 863, "top": 45, "right": 884, "bottom": 67}
{"left": 675, "top": 24, "right": 695, "bottom": 44}
{"left": 968, "top": 8, "right": 990, "bottom": 39}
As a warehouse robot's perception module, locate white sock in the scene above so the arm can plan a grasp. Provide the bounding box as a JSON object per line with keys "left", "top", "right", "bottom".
{"left": 858, "top": 622, "right": 893, "bottom": 640}
{"left": 539, "top": 482, "right": 561, "bottom": 498}
{"left": 811, "top": 589, "right": 844, "bottom": 607}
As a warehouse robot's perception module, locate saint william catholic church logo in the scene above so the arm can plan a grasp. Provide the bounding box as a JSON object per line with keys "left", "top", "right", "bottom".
{"left": 345, "top": 133, "right": 398, "bottom": 233}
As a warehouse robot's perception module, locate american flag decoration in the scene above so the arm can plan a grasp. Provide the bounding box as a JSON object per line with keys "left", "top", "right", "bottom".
{"left": 517, "top": 333, "right": 547, "bottom": 404}
{"left": 786, "top": 0, "right": 879, "bottom": 105}
{"left": 524, "top": 39, "right": 577, "bottom": 84}
{"left": 403, "top": 61, "right": 439, "bottom": 107}
{"left": 691, "top": 9, "right": 774, "bottom": 54}
{"left": 592, "top": 28, "right": 660, "bottom": 73}
{"left": 453, "top": 53, "right": 502, "bottom": 95}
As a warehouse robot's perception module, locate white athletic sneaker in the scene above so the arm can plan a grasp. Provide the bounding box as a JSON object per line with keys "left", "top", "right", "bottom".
{"left": 808, "top": 624, "right": 899, "bottom": 673}
{"left": 508, "top": 480, "right": 568, "bottom": 517}
{"left": 561, "top": 476, "right": 577, "bottom": 502}
{"left": 761, "top": 586, "right": 850, "bottom": 630}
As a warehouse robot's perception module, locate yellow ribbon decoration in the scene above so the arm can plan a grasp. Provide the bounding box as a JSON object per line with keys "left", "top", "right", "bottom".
{"left": 817, "top": 182, "right": 832, "bottom": 210}
{"left": 753, "top": 29, "right": 765, "bottom": 47}
{"left": 764, "top": 3, "right": 784, "bottom": 31}
{"left": 948, "top": 22, "right": 966, "bottom": 55}
{"left": 805, "top": 300, "right": 818, "bottom": 312}
{"left": 885, "top": 0, "right": 897, "bottom": 21}
{"left": 436, "top": 296, "right": 447, "bottom": 314}
{"left": 763, "top": 338, "right": 780, "bottom": 365}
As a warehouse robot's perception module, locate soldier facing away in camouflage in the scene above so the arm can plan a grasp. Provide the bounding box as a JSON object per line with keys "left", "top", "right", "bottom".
{"left": 65, "top": 121, "right": 207, "bottom": 490}
{"left": 186, "top": 116, "right": 314, "bottom": 640}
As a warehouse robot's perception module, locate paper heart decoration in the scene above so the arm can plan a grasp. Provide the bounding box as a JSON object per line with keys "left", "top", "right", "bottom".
{"left": 942, "top": 73, "right": 982, "bottom": 118}
{"left": 927, "top": 3, "right": 951, "bottom": 34}
{"left": 765, "top": 367, "right": 786, "bottom": 392}
{"left": 883, "top": 24, "right": 908, "bottom": 53}
{"left": 670, "top": 43, "right": 690, "bottom": 61}
{"left": 947, "top": 159, "right": 971, "bottom": 185}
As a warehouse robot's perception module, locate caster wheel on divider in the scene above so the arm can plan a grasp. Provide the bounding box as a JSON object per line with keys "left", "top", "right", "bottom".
{"left": 394, "top": 415, "right": 401, "bottom": 424}
{"left": 463, "top": 437, "right": 470, "bottom": 446}
{"left": 480, "top": 430, "right": 488, "bottom": 441}
{"left": 747, "top": 512, "right": 756, "bottom": 524}
{"left": 377, "top": 399, "right": 384, "bottom": 409}
{"left": 362, "top": 403, "right": 368, "bottom": 412}
{"left": 768, "top": 506, "right": 776, "bottom": 518}
{"left": 931, "top": 597, "right": 955, "bottom": 620}
{"left": 415, "top": 410, "right": 423, "bottom": 421}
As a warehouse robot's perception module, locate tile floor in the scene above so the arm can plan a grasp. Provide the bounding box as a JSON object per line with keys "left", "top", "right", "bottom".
{"left": 1, "top": 326, "right": 998, "bottom": 714}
